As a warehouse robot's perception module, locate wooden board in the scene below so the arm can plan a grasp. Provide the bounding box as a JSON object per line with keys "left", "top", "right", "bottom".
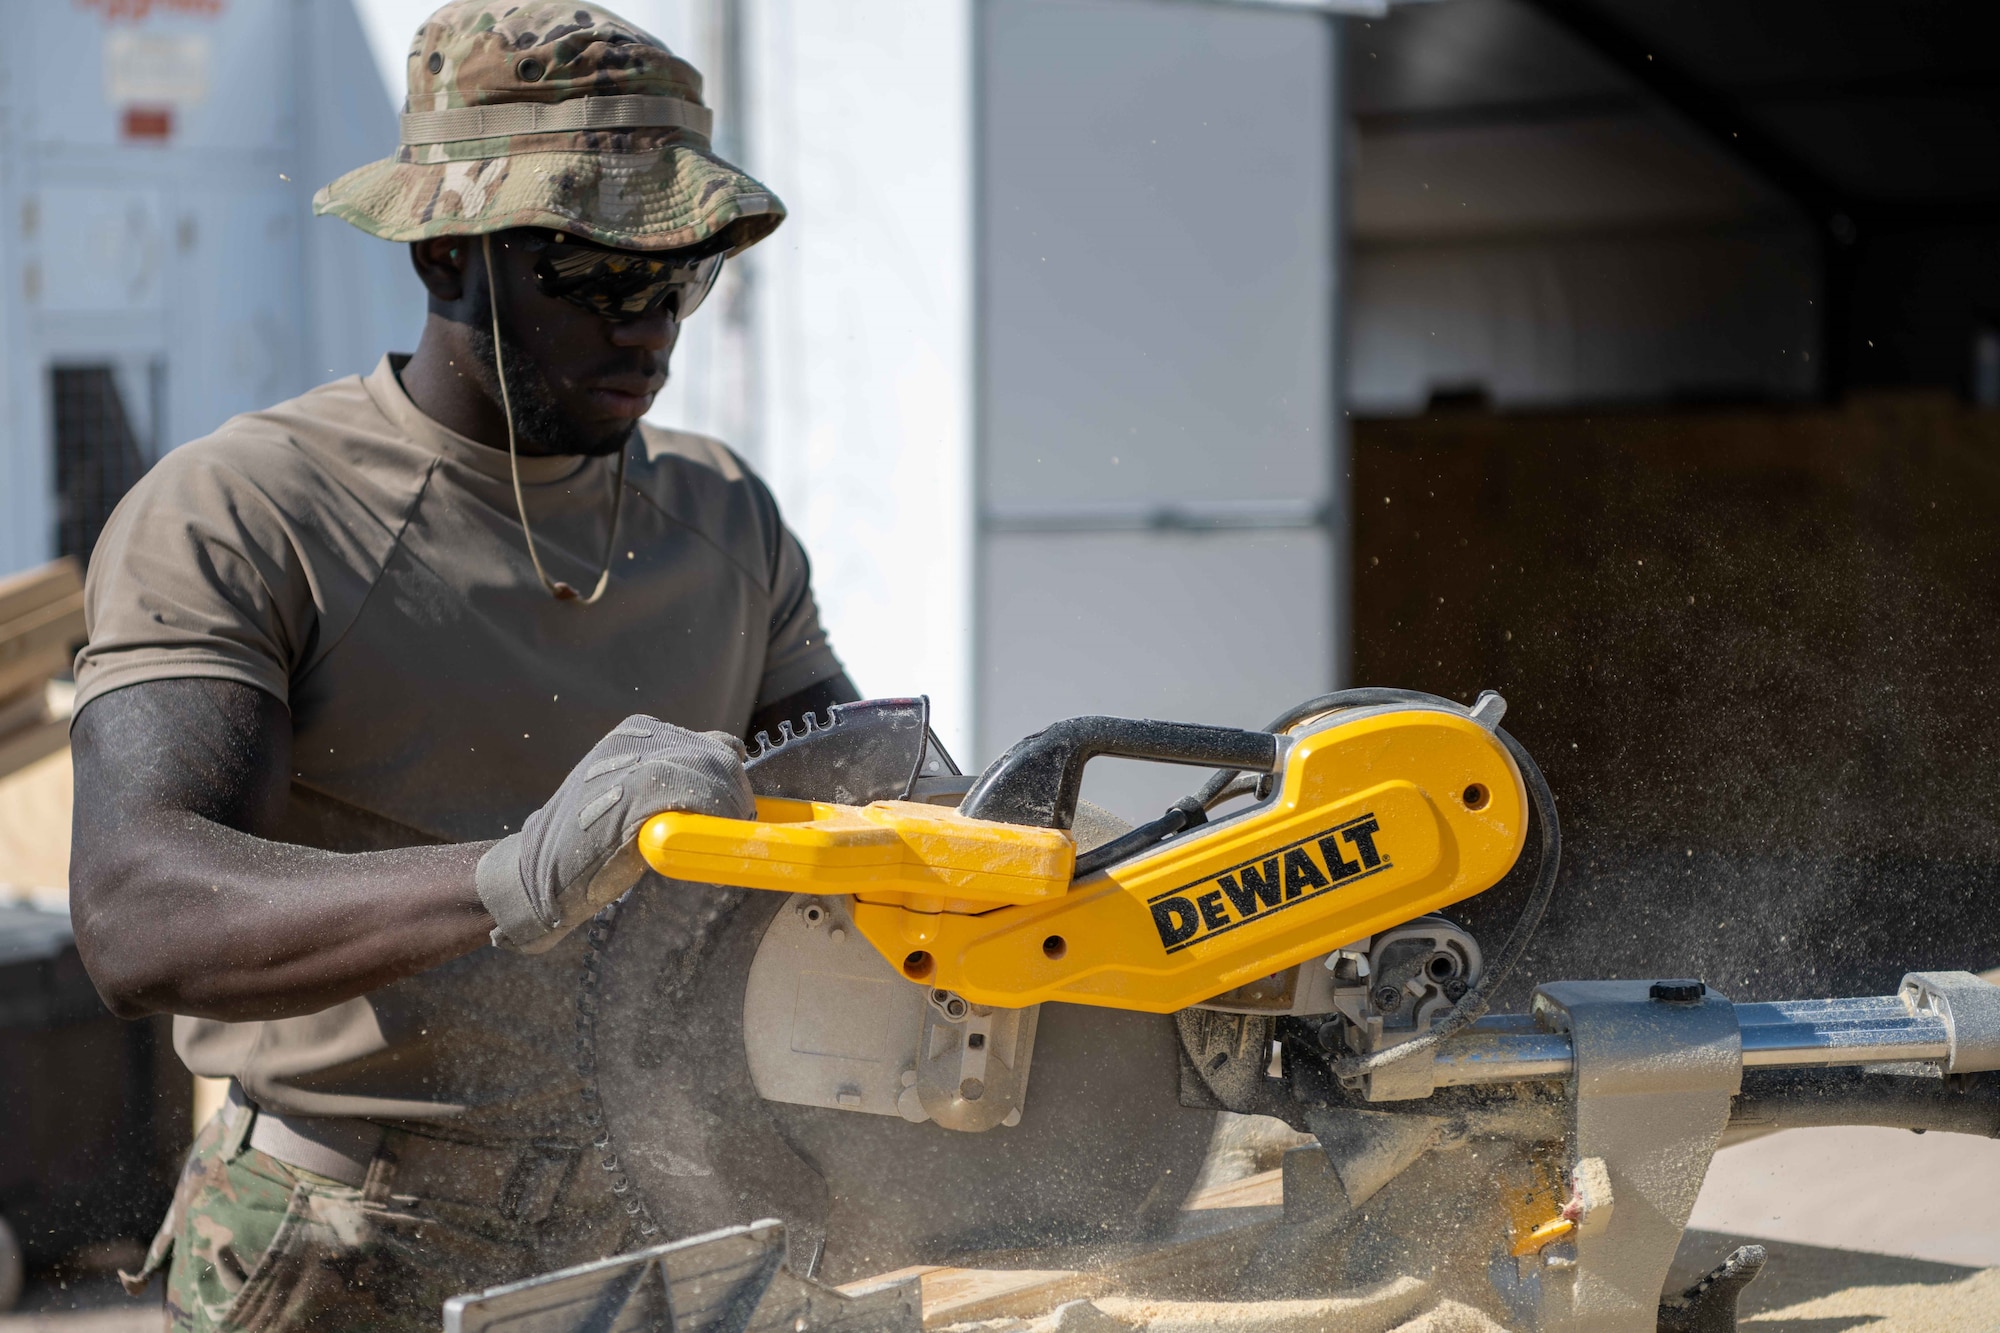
{"left": 843, "top": 1168, "right": 1287, "bottom": 1327}
{"left": 0, "top": 560, "right": 84, "bottom": 704}
{"left": 1182, "top": 1167, "right": 1282, "bottom": 1212}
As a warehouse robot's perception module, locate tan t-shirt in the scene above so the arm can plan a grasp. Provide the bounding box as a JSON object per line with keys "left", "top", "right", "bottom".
{"left": 75, "top": 355, "right": 843, "bottom": 1143}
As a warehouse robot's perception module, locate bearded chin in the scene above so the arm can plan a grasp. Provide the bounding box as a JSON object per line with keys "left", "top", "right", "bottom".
{"left": 464, "top": 321, "right": 638, "bottom": 459}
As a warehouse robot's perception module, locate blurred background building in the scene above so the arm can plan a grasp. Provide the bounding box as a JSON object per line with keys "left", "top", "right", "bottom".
{"left": 0, "top": 0, "right": 419, "bottom": 582}
{"left": 3, "top": 0, "right": 2000, "bottom": 1300}
{"left": 6, "top": 0, "right": 1998, "bottom": 786}
{"left": 7, "top": 0, "right": 1986, "bottom": 809}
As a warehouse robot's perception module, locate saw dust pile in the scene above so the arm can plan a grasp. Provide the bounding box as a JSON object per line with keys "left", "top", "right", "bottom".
{"left": 930, "top": 1267, "right": 2000, "bottom": 1333}
{"left": 1738, "top": 1268, "right": 2000, "bottom": 1333}
{"left": 901, "top": 1118, "right": 2000, "bottom": 1333}
{"left": 941, "top": 1282, "right": 1506, "bottom": 1333}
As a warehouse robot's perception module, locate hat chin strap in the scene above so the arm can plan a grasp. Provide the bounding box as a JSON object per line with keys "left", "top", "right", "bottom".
{"left": 484, "top": 232, "right": 625, "bottom": 605}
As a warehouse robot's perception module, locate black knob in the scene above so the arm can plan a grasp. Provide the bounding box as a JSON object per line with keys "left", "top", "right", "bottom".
{"left": 1649, "top": 979, "right": 1707, "bottom": 1003}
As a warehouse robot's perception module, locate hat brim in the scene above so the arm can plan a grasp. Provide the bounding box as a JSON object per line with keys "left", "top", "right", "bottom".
{"left": 313, "top": 140, "right": 783, "bottom": 256}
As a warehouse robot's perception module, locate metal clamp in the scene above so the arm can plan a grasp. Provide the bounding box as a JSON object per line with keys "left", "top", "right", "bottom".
{"left": 1898, "top": 971, "right": 2000, "bottom": 1073}
{"left": 1508, "top": 981, "right": 1742, "bottom": 1333}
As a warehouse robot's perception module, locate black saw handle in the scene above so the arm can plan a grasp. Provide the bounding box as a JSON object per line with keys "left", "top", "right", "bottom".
{"left": 959, "top": 717, "right": 1280, "bottom": 830}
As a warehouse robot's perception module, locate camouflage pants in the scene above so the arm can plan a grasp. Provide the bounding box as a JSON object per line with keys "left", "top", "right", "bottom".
{"left": 128, "top": 1108, "right": 623, "bottom": 1333}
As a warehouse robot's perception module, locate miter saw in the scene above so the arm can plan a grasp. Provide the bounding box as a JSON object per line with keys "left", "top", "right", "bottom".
{"left": 532, "top": 690, "right": 2000, "bottom": 1333}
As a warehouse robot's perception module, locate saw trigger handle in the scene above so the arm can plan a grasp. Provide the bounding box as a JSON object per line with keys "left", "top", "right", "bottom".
{"left": 959, "top": 717, "right": 1281, "bottom": 830}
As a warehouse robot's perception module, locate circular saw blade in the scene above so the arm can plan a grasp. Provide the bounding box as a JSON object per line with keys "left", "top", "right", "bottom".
{"left": 578, "top": 887, "right": 827, "bottom": 1256}
{"left": 581, "top": 859, "right": 1214, "bottom": 1283}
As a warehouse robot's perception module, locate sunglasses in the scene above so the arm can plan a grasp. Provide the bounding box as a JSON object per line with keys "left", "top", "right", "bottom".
{"left": 519, "top": 230, "right": 727, "bottom": 323}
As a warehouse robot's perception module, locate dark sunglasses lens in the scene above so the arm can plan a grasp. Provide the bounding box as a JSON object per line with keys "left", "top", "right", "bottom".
{"left": 673, "top": 258, "right": 723, "bottom": 320}
{"left": 534, "top": 246, "right": 723, "bottom": 323}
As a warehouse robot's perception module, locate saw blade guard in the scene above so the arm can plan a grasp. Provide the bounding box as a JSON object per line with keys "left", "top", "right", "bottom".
{"left": 637, "top": 699, "right": 1529, "bottom": 1014}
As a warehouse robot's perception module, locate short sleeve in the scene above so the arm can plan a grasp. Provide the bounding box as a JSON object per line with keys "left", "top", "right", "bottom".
{"left": 73, "top": 442, "right": 319, "bottom": 717}
{"left": 756, "top": 519, "right": 844, "bottom": 705}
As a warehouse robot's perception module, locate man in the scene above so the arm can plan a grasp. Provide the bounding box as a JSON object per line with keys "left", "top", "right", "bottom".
{"left": 67, "top": 4, "right": 852, "bottom": 1328}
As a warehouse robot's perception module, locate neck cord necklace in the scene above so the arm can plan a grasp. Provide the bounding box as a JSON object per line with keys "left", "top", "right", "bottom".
{"left": 483, "top": 232, "right": 626, "bottom": 604}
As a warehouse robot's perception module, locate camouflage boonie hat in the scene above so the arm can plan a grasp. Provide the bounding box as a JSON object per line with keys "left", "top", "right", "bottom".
{"left": 313, "top": 0, "right": 782, "bottom": 255}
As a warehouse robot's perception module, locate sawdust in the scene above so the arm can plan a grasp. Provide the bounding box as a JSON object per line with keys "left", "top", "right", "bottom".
{"left": 1691, "top": 1126, "right": 2000, "bottom": 1267}
{"left": 1091, "top": 1280, "right": 1435, "bottom": 1333}
{"left": 1385, "top": 1305, "right": 1511, "bottom": 1333}
{"left": 1741, "top": 1266, "right": 2000, "bottom": 1332}
{"left": 946, "top": 1271, "right": 2000, "bottom": 1333}
{"left": 938, "top": 1278, "right": 1515, "bottom": 1333}
{"left": 929, "top": 1230, "right": 2000, "bottom": 1333}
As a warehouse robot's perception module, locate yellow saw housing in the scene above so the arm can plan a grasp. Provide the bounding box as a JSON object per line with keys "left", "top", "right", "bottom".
{"left": 638, "top": 706, "right": 1527, "bottom": 1013}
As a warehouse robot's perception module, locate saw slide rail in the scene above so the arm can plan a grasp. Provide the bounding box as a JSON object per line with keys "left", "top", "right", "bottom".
{"left": 1426, "top": 973, "right": 2000, "bottom": 1089}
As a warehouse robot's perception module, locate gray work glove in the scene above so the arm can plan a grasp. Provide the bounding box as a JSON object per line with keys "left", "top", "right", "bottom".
{"left": 476, "top": 715, "right": 755, "bottom": 953}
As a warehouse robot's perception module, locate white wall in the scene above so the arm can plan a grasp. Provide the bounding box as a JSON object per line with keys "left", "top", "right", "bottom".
{"left": 742, "top": 0, "right": 976, "bottom": 756}
{"left": 976, "top": 0, "right": 1344, "bottom": 818}
{"left": 301, "top": 0, "right": 432, "bottom": 389}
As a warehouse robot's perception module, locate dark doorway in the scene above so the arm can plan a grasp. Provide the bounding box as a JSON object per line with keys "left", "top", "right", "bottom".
{"left": 50, "top": 365, "right": 156, "bottom": 569}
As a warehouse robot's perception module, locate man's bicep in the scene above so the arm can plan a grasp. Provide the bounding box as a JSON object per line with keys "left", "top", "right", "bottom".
{"left": 74, "top": 446, "right": 313, "bottom": 720}
{"left": 71, "top": 678, "right": 292, "bottom": 835}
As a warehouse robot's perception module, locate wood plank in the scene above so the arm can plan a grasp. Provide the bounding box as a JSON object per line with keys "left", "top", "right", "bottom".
{"left": 0, "top": 716, "right": 68, "bottom": 788}
{"left": 1089, "top": 1280, "right": 1434, "bottom": 1333}
{"left": 1183, "top": 1167, "right": 1283, "bottom": 1211}
{"left": 916, "top": 1267, "right": 1090, "bottom": 1325}
{"left": 0, "top": 558, "right": 82, "bottom": 629}
{"left": 842, "top": 1265, "right": 942, "bottom": 1290}
{"left": 840, "top": 1264, "right": 1086, "bottom": 1327}
{"left": 0, "top": 589, "right": 86, "bottom": 701}
{"left": 842, "top": 1170, "right": 1289, "bottom": 1327}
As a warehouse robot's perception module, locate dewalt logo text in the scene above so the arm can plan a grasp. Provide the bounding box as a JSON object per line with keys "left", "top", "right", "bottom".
{"left": 1148, "top": 814, "right": 1389, "bottom": 954}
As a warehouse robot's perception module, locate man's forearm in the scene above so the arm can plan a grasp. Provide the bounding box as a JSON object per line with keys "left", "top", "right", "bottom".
{"left": 69, "top": 679, "right": 498, "bottom": 1022}
{"left": 73, "top": 813, "right": 494, "bottom": 1021}
{"left": 70, "top": 674, "right": 853, "bottom": 1023}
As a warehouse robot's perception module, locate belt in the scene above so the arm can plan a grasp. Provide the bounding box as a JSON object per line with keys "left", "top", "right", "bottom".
{"left": 223, "top": 1082, "right": 581, "bottom": 1223}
